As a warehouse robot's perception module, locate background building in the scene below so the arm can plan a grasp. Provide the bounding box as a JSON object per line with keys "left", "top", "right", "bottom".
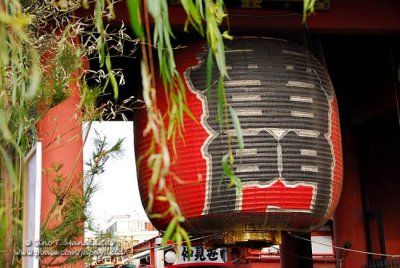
{"left": 106, "top": 219, "right": 159, "bottom": 250}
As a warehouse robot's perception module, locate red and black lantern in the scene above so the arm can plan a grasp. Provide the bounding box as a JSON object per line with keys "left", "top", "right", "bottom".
{"left": 135, "top": 37, "right": 342, "bottom": 244}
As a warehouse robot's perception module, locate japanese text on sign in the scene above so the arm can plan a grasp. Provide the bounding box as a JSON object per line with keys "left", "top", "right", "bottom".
{"left": 176, "top": 246, "right": 225, "bottom": 264}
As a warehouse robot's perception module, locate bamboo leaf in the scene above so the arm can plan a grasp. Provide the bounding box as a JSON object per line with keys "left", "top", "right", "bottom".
{"left": 217, "top": 75, "right": 224, "bottom": 129}
{"left": 303, "top": 0, "right": 316, "bottom": 20}
{"left": 180, "top": 225, "right": 191, "bottom": 249}
{"left": 105, "top": 52, "right": 112, "bottom": 71}
{"left": 0, "top": 146, "right": 17, "bottom": 186}
{"left": 196, "top": 0, "right": 205, "bottom": 19}
{"left": 229, "top": 107, "right": 244, "bottom": 150}
{"left": 148, "top": 156, "right": 162, "bottom": 187}
{"left": 175, "top": 71, "right": 186, "bottom": 101}
{"left": 127, "top": 0, "right": 144, "bottom": 37}
{"left": 176, "top": 229, "right": 182, "bottom": 247}
{"left": 182, "top": 102, "right": 198, "bottom": 123}
{"left": 177, "top": 92, "right": 184, "bottom": 126}
{"left": 0, "top": 109, "right": 12, "bottom": 141}
{"left": 222, "top": 31, "right": 233, "bottom": 40}
{"left": 162, "top": 217, "right": 177, "bottom": 244}
{"left": 221, "top": 153, "right": 234, "bottom": 178}
{"left": 109, "top": 72, "right": 119, "bottom": 99}
{"left": 105, "top": 54, "right": 119, "bottom": 99}
{"left": 206, "top": 47, "right": 213, "bottom": 94}
{"left": 167, "top": 103, "right": 177, "bottom": 138}
{"left": 27, "top": 51, "right": 41, "bottom": 99}
{"left": 221, "top": 153, "right": 242, "bottom": 190}
{"left": 146, "top": 0, "right": 161, "bottom": 18}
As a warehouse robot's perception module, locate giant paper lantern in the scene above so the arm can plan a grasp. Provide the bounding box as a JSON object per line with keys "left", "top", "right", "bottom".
{"left": 135, "top": 37, "right": 342, "bottom": 244}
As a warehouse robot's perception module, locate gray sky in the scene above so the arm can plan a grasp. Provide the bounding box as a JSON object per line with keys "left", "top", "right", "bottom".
{"left": 83, "top": 121, "right": 148, "bottom": 233}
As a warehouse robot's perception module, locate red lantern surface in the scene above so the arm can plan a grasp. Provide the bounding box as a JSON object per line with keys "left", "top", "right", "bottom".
{"left": 135, "top": 37, "right": 343, "bottom": 241}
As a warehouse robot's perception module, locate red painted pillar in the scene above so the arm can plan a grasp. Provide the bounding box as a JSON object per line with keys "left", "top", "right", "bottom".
{"left": 333, "top": 129, "right": 367, "bottom": 268}
{"left": 36, "top": 72, "right": 84, "bottom": 267}
{"left": 149, "top": 239, "right": 156, "bottom": 268}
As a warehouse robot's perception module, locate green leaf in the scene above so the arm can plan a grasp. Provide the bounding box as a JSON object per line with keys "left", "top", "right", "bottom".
{"left": 27, "top": 50, "right": 41, "bottom": 99}
{"left": 105, "top": 52, "right": 112, "bottom": 71}
{"left": 109, "top": 72, "right": 119, "bottom": 99}
{"left": 217, "top": 75, "right": 225, "bottom": 129}
{"left": 176, "top": 229, "right": 182, "bottom": 247}
{"left": 146, "top": 0, "right": 161, "bottom": 18}
{"left": 0, "top": 146, "right": 18, "bottom": 186}
{"left": 95, "top": 0, "right": 105, "bottom": 67}
{"left": 127, "top": 0, "right": 144, "bottom": 37}
{"left": 222, "top": 31, "right": 233, "bottom": 40}
{"left": 181, "top": 102, "right": 198, "bottom": 123}
{"left": 303, "top": 0, "right": 316, "bottom": 20}
{"left": 0, "top": 109, "right": 12, "bottom": 141}
{"left": 162, "top": 217, "right": 177, "bottom": 244}
{"left": 180, "top": 226, "right": 191, "bottom": 249}
{"left": 221, "top": 153, "right": 234, "bottom": 178}
{"left": 229, "top": 107, "right": 244, "bottom": 150}
{"left": 216, "top": 33, "right": 227, "bottom": 77}
{"left": 221, "top": 153, "right": 242, "bottom": 190}
{"left": 180, "top": 0, "right": 202, "bottom": 33}
{"left": 148, "top": 156, "right": 162, "bottom": 187}
{"left": 206, "top": 47, "right": 213, "bottom": 95}
{"left": 167, "top": 103, "right": 177, "bottom": 138}
{"left": 105, "top": 53, "right": 119, "bottom": 99}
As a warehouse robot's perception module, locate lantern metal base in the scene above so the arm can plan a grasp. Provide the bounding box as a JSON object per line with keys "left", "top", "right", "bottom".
{"left": 204, "top": 224, "right": 282, "bottom": 247}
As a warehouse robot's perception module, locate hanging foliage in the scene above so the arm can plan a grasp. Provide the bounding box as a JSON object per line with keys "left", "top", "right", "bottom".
{"left": 0, "top": 0, "right": 136, "bottom": 266}
{"left": 0, "top": 0, "right": 316, "bottom": 266}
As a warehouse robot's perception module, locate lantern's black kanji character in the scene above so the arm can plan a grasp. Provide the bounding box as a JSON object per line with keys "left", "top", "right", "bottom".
{"left": 181, "top": 247, "right": 193, "bottom": 261}
{"left": 206, "top": 249, "right": 219, "bottom": 261}
{"left": 194, "top": 246, "right": 206, "bottom": 261}
{"left": 219, "top": 248, "right": 226, "bottom": 261}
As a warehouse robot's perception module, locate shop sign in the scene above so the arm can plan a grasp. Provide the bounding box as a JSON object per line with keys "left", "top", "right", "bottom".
{"left": 175, "top": 246, "right": 225, "bottom": 264}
